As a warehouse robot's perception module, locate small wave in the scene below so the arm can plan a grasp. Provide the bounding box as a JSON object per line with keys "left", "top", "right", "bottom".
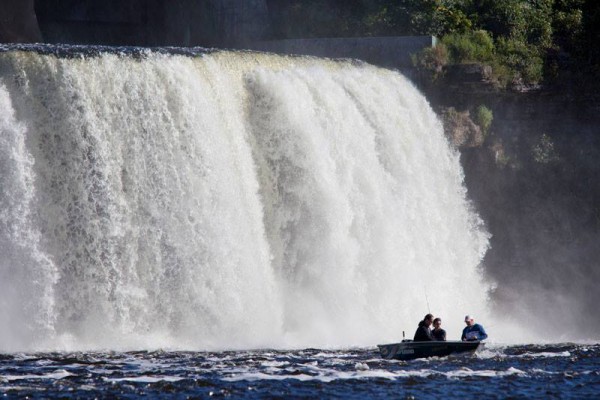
{"left": 1, "top": 369, "right": 73, "bottom": 381}
{"left": 445, "top": 367, "right": 527, "bottom": 379}
{"left": 104, "top": 375, "right": 185, "bottom": 383}
{"left": 222, "top": 366, "right": 533, "bottom": 382}
{"left": 513, "top": 351, "right": 571, "bottom": 359}
{"left": 355, "top": 362, "right": 369, "bottom": 371}
{"left": 475, "top": 348, "right": 571, "bottom": 360}
{"left": 223, "top": 368, "right": 400, "bottom": 382}
{"left": 260, "top": 360, "right": 290, "bottom": 368}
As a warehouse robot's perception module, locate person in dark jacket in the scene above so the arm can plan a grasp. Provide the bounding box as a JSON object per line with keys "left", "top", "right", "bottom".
{"left": 413, "top": 313, "right": 434, "bottom": 341}
{"left": 461, "top": 315, "right": 488, "bottom": 341}
{"left": 432, "top": 318, "right": 446, "bottom": 341}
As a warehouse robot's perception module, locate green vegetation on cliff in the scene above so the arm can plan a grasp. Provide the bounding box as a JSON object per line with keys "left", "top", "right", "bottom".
{"left": 267, "top": 0, "right": 599, "bottom": 87}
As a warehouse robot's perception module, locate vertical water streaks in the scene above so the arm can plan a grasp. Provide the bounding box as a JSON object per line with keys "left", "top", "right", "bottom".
{"left": 0, "top": 81, "right": 57, "bottom": 349}
{"left": 245, "top": 63, "right": 490, "bottom": 345}
{"left": 0, "top": 51, "right": 283, "bottom": 350}
{"left": 0, "top": 49, "right": 490, "bottom": 351}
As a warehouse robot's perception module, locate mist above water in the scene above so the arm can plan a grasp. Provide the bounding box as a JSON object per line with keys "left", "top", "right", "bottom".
{"left": 0, "top": 48, "right": 490, "bottom": 351}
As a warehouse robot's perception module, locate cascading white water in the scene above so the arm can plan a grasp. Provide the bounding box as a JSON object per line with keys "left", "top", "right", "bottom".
{"left": 0, "top": 49, "right": 490, "bottom": 351}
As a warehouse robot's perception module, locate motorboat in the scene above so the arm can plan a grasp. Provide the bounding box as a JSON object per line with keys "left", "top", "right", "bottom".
{"left": 378, "top": 340, "right": 482, "bottom": 361}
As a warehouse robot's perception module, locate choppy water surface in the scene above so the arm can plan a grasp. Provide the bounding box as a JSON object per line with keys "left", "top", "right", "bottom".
{"left": 1, "top": 344, "right": 598, "bottom": 398}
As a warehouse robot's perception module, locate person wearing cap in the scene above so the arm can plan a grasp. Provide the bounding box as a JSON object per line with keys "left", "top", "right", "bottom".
{"left": 461, "top": 315, "right": 488, "bottom": 341}
{"left": 413, "top": 313, "right": 435, "bottom": 341}
{"left": 432, "top": 318, "right": 446, "bottom": 341}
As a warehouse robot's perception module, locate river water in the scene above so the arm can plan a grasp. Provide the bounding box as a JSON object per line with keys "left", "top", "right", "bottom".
{"left": 1, "top": 344, "right": 598, "bottom": 398}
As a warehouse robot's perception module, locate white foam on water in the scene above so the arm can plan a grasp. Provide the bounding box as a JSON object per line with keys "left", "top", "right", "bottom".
{"left": 513, "top": 351, "right": 571, "bottom": 358}
{"left": 1, "top": 369, "right": 73, "bottom": 381}
{"left": 104, "top": 376, "right": 185, "bottom": 383}
{"left": 221, "top": 365, "right": 531, "bottom": 382}
{"left": 0, "top": 49, "right": 491, "bottom": 351}
{"left": 260, "top": 360, "right": 290, "bottom": 368}
{"left": 222, "top": 368, "right": 400, "bottom": 382}
{"left": 475, "top": 346, "right": 571, "bottom": 360}
{"left": 444, "top": 366, "right": 527, "bottom": 379}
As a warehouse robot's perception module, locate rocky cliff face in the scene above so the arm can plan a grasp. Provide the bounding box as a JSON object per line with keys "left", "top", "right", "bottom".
{"left": 213, "top": 0, "right": 269, "bottom": 46}
{"left": 2, "top": 0, "right": 269, "bottom": 47}
{"left": 0, "top": 0, "right": 42, "bottom": 43}
{"left": 422, "top": 68, "right": 600, "bottom": 338}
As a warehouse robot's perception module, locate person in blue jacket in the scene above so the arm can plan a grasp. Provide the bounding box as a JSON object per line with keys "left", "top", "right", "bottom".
{"left": 461, "top": 315, "right": 488, "bottom": 341}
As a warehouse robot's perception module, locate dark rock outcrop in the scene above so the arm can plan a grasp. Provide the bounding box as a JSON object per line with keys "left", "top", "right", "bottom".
{"left": 0, "top": 0, "right": 42, "bottom": 43}
{"left": 441, "top": 107, "right": 485, "bottom": 148}
{"left": 215, "top": 0, "right": 269, "bottom": 46}
{"left": 430, "top": 74, "right": 600, "bottom": 338}
{"left": 31, "top": 0, "right": 269, "bottom": 47}
{"left": 248, "top": 36, "right": 436, "bottom": 69}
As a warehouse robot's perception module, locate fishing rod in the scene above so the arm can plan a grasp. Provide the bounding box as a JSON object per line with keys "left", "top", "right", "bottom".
{"left": 424, "top": 284, "right": 431, "bottom": 314}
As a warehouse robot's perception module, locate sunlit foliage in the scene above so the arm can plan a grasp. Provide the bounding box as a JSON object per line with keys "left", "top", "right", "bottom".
{"left": 266, "top": 0, "right": 595, "bottom": 85}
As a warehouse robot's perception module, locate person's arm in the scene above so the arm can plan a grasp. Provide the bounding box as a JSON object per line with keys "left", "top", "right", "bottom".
{"left": 441, "top": 329, "right": 446, "bottom": 341}
{"left": 413, "top": 327, "right": 420, "bottom": 341}
{"left": 461, "top": 327, "right": 467, "bottom": 341}
{"left": 477, "top": 325, "right": 488, "bottom": 340}
{"left": 426, "top": 329, "right": 434, "bottom": 341}
{"left": 414, "top": 327, "right": 427, "bottom": 341}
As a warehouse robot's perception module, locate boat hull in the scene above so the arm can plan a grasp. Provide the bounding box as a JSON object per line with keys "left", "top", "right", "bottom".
{"left": 377, "top": 340, "right": 482, "bottom": 361}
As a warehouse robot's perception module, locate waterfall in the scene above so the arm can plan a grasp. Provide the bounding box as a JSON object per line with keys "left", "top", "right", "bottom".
{"left": 0, "top": 48, "right": 490, "bottom": 351}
